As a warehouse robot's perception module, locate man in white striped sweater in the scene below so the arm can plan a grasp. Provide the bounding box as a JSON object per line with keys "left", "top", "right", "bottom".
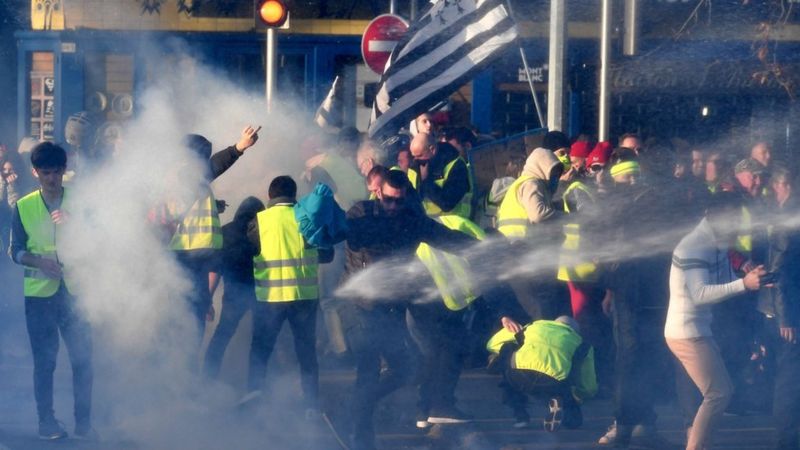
{"left": 666, "top": 191, "right": 766, "bottom": 450}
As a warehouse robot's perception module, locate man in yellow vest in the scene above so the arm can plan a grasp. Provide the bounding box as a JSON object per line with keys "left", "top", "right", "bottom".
{"left": 408, "top": 132, "right": 472, "bottom": 219}
{"left": 245, "top": 176, "right": 333, "bottom": 413}
{"left": 486, "top": 316, "right": 596, "bottom": 431}
{"left": 496, "top": 134, "right": 570, "bottom": 321}
{"left": 8, "top": 142, "right": 94, "bottom": 440}
{"left": 164, "top": 127, "right": 259, "bottom": 340}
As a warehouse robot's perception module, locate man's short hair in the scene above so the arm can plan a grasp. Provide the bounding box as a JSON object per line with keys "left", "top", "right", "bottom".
{"left": 383, "top": 169, "right": 410, "bottom": 191}
{"left": 30, "top": 142, "right": 67, "bottom": 169}
{"left": 183, "top": 134, "right": 212, "bottom": 160}
{"left": 268, "top": 175, "right": 297, "bottom": 199}
{"left": 367, "top": 165, "right": 390, "bottom": 181}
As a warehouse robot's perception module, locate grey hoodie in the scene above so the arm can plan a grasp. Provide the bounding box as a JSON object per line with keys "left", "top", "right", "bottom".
{"left": 517, "top": 148, "right": 561, "bottom": 224}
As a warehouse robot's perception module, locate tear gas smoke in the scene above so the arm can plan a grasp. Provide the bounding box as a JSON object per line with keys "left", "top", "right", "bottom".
{"left": 42, "top": 44, "right": 340, "bottom": 449}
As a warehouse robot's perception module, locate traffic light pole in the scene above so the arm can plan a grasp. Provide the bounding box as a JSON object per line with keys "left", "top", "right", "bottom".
{"left": 265, "top": 27, "right": 277, "bottom": 113}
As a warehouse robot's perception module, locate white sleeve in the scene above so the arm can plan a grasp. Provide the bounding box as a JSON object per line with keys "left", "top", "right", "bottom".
{"left": 684, "top": 266, "right": 746, "bottom": 305}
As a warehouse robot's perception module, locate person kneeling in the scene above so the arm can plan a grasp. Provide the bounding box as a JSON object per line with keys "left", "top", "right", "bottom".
{"left": 487, "top": 316, "right": 597, "bottom": 431}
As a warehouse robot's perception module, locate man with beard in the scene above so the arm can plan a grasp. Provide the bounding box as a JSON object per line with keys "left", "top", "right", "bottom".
{"left": 340, "top": 170, "right": 476, "bottom": 450}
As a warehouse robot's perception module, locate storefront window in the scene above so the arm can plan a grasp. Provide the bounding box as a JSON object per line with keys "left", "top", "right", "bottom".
{"left": 29, "top": 52, "right": 55, "bottom": 141}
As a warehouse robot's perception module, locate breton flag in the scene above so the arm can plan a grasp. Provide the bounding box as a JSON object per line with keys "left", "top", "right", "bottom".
{"left": 368, "top": 0, "right": 518, "bottom": 139}
{"left": 314, "top": 76, "right": 343, "bottom": 133}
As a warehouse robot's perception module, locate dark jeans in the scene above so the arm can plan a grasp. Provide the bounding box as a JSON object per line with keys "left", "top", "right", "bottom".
{"left": 502, "top": 366, "right": 576, "bottom": 419}
{"left": 174, "top": 251, "right": 216, "bottom": 339}
{"left": 406, "top": 301, "right": 467, "bottom": 414}
{"left": 763, "top": 318, "right": 800, "bottom": 449}
{"left": 25, "top": 285, "right": 93, "bottom": 426}
{"left": 612, "top": 303, "right": 668, "bottom": 427}
{"left": 203, "top": 282, "right": 254, "bottom": 379}
{"left": 345, "top": 304, "right": 414, "bottom": 450}
{"left": 248, "top": 300, "right": 319, "bottom": 407}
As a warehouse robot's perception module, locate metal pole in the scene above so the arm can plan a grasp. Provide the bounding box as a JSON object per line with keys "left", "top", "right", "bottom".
{"left": 504, "top": 0, "right": 545, "bottom": 128}
{"left": 623, "top": 0, "right": 638, "bottom": 56}
{"left": 547, "top": 0, "right": 566, "bottom": 131}
{"left": 266, "top": 28, "right": 277, "bottom": 113}
{"left": 389, "top": 0, "right": 396, "bottom": 14}
{"left": 598, "top": 0, "right": 612, "bottom": 142}
{"left": 410, "top": 0, "right": 417, "bottom": 20}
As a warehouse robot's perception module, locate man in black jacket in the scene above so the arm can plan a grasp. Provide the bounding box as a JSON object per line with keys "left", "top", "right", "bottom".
{"left": 409, "top": 132, "right": 471, "bottom": 218}
{"left": 759, "top": 167, "right": 800, "bottom": 449}
{"left": 340, "top": 170, "right": 476, "bottom": 450}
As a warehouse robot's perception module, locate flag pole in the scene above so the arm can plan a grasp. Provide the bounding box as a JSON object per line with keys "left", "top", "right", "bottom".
{"left": 504, "top": 0, "right": 545, "bottom": 128}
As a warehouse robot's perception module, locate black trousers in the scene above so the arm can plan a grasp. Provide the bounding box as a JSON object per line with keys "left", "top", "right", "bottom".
{"left": 406, "top": 301, "right": 467, "bottom": 414}
{"left": 612, "top": 303, "right": 668, "bottom": 427}
{"left": 763, "top": 318, "right": 800, "bottom": 449}
{"left": 345, "top": 304, "right": 414, "bottom": 450}
{"left": 203, "top": 282, "right": 254, "bottom": 379}
{"left": 25, "top": 285, "right": 93, "bottom": 426}
{"left": 174, "top": 251, "right": 216, "bottom": 340}
{"left": 502, "top": 365, "right": 575, "bottom": 419}
{"left": 248, "top": 300, "right": 319, "bottom": 407}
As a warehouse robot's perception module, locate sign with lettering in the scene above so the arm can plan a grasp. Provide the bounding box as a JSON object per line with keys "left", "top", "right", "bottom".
{"left": 518, "top": 65, "right": 549, "bottom": 83}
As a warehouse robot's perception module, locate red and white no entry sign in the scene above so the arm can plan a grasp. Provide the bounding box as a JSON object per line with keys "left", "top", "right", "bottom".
{"left": 361, "top": 14, "right": 409, "bottom": 75}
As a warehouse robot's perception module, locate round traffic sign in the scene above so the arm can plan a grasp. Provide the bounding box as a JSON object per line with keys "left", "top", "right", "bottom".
{"left": 361, "top": 14, "right": 409, "bottom": 75}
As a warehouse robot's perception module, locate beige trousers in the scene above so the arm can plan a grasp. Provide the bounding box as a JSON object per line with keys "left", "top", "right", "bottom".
{"left": 667, "top": 337, "right": 733, "bottom": 450}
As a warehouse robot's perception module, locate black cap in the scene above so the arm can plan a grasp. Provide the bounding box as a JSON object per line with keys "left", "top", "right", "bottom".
{"left": 542, "top": 131, "right": 570, "bottom": 152}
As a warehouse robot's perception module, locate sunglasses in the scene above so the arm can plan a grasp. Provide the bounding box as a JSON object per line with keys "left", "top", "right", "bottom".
{"left": 381, "top": 194, "right": 405, "bottom": 205}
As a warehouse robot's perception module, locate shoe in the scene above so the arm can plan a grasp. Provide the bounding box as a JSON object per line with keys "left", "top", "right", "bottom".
{"left": 38, "top": 417, "right": 68, "bottom": 440}
{"left": 543, "top": 397, "right": 563, "bottom": 432}
{"left": 598, "top": 421, "right": 633, "bottom": 447}
{"left": 630, "top": 425, "right": 676, "bottom": 449}
{"left": 427, "top": 406, "right": 473, "bottom": 424}
{"left": 236, "top": 390, "right": 263, "bottom": 409}
{"left": 512, "top": 407, "right": 530, "bottom": 429}
{"left": 74, "top": 424, "right": 100, "bottom": 441}
{"left": 415, "top": 411, "right": 431, "bottom": 429}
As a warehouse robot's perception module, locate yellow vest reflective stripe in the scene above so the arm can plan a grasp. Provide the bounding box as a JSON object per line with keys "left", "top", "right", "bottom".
{"left": 169, "top": 194, "right": 222, "bottom": 251}
{"left": 736, "top": 206, "right": 752, "bottom": 254}
{"left": 415, "top": 215, "right": 485, "bottom": 311}
{"left": 409, "top": 157, "right": 472, "bottom": 219}
{"left": 319, "top": 152, "right": 368, "bottom": 210}
{"left": 17, "top": 189, "right": 70, "bottom": 297}
{"left": 496, "top": 175, "right": 536, "bottom": 238}
{"left": 253, "top": 205, "right": 319, "bottom": 302}
{"left": 557, "top": 181, "right": 598, "bottom": 282}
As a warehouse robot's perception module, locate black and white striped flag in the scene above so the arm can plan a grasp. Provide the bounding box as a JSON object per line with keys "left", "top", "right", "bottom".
{"left": 368, "top": 0, "right": 518, "bottom": 139}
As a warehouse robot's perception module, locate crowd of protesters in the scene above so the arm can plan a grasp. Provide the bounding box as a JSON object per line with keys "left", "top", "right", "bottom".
{"left": 1, "top": 111, "right": 799, "bottom": 450}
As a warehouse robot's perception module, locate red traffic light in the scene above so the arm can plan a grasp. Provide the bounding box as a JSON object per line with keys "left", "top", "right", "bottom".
{"left": 257, "top": 0, "right": 288, "bottom": 28}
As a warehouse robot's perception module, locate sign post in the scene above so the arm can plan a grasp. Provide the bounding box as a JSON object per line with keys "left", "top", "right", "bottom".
{"left": 361, "top": 14, "right": 409, "bottom": 75}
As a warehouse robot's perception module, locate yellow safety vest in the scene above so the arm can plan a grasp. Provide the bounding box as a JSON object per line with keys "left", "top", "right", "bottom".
{"left": 408, "top": 156, "right": 472, "bottom": 219}
{"left": 735, "top": 205, "right": 752, "bottom": 254}
{"left": 17, "top": 189, "right": 72, "bottom": 297}
{"left": 319, "top": 152, "right": 368, "bottom": 210}
{"left": 416, "top": 215, "right": 485, "bottom": 311}
{"left": 557, "top": 181, "right": 598, "bottom": 282}
{"left": 253, "top": 205, "right": 319, "bottom": 302}
{"left": 169, "top": 193, "right": 222, "bottom": 251}
{"left": 496, "top": 175, "right": 536, "bottom": 238}
{"left": 486, "top": 320, "right": 597, "bottom": 399}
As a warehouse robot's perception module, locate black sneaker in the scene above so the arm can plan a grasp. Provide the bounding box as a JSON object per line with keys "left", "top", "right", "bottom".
{"left": 38, "top": 417, "right": 68, "bottom": 440}
{"left": 543, "top": 398, "right": 563, "bottom": 432}
{"left": 512, "top": 406, "right": 531, "bottom": 429}
{"left": 427, "top": 406, "right": 473, "bottom": 424}
{"left": 562, "top": 402, "right": 583, "bottom": 429}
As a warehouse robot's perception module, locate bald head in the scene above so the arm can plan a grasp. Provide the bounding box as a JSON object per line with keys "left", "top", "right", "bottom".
{"left": 410, "top": 132, "right": 436, "bottom": 161}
